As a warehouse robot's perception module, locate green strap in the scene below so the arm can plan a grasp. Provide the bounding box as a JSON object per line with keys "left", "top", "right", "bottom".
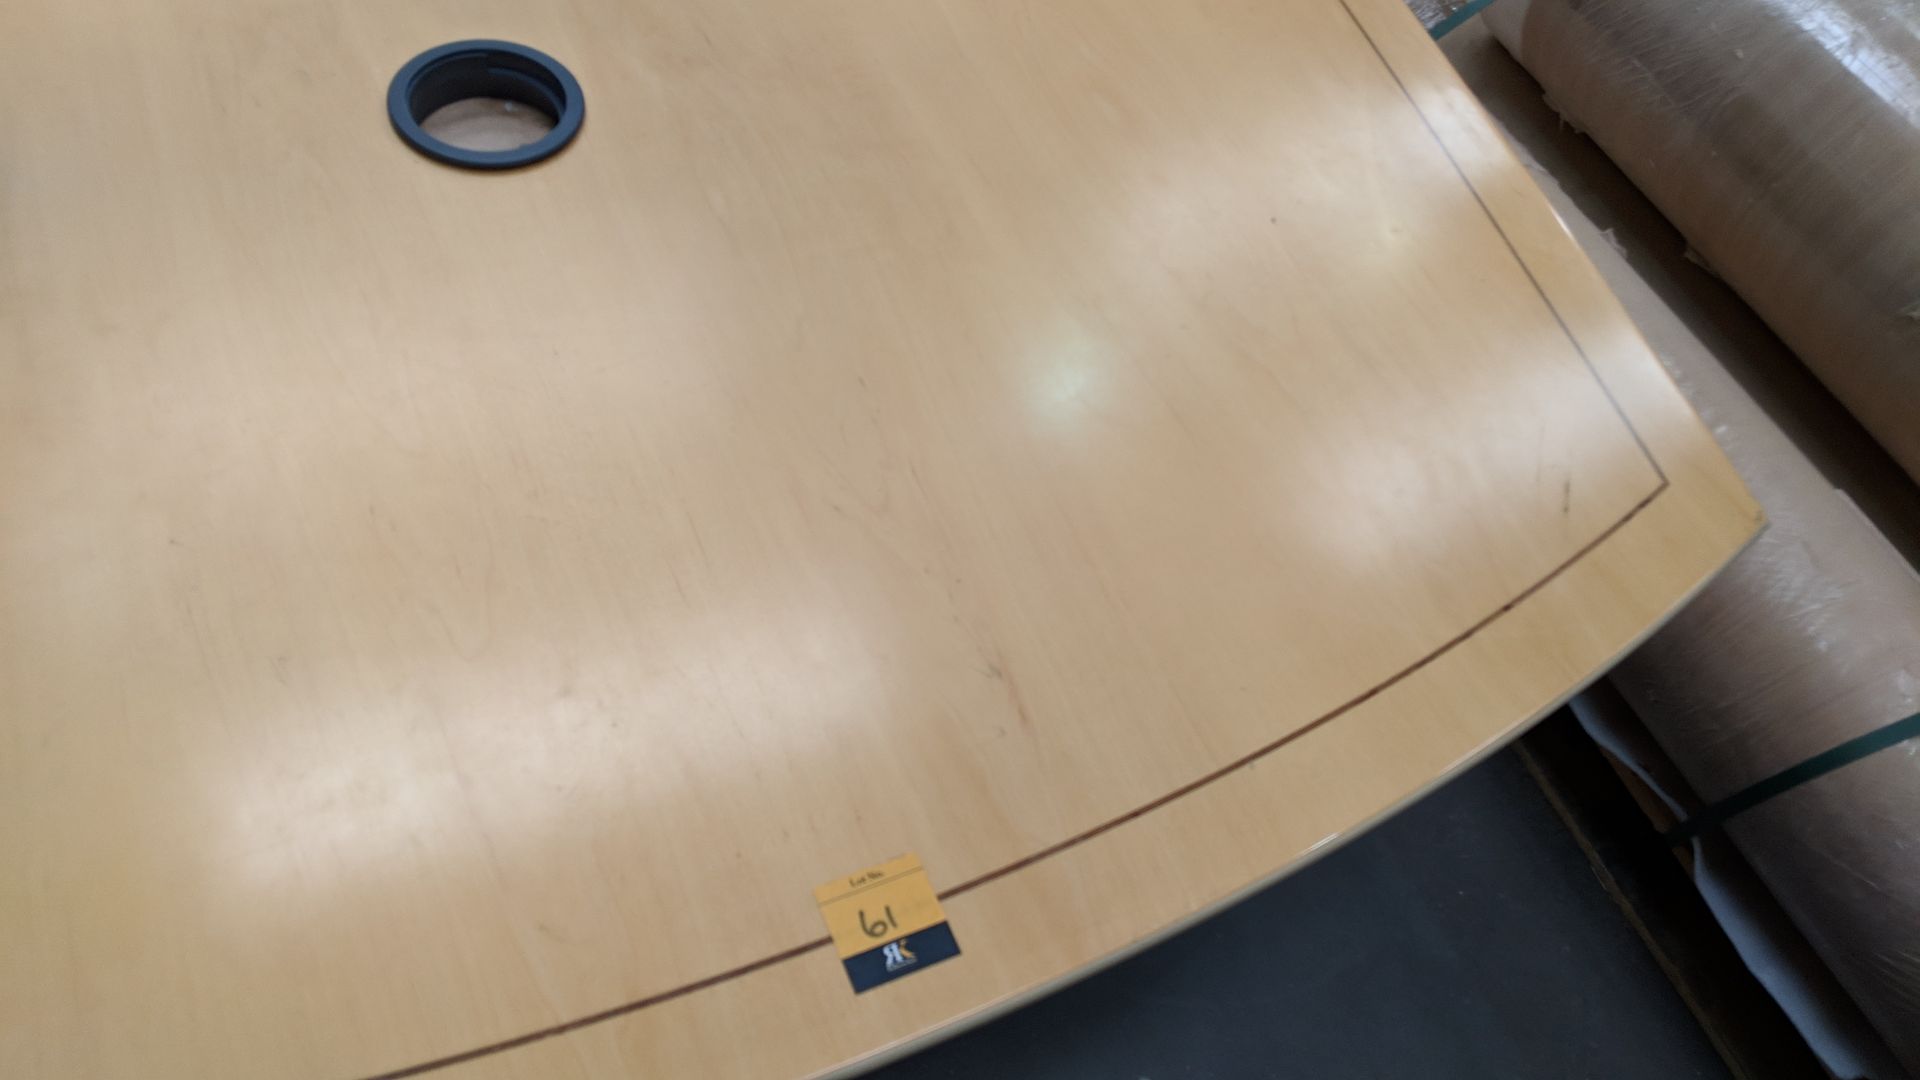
{"left": 1666, "top": 712, "right": 1920, "bottom": 844}
{"left": 1428, "top": 0, "right": 1501, "bottom": 39}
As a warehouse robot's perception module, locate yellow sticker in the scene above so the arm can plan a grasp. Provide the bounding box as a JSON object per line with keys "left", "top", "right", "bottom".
{"left": 814, "top": 853, "right": 946, "bottom": 959}
{"left": 815, "top": 854, "right": 961, "bottom": 991}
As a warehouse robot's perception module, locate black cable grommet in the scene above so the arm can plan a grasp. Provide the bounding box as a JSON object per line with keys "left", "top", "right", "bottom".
{"left": 387, "top": 40, "right": 584, "bottom": 170}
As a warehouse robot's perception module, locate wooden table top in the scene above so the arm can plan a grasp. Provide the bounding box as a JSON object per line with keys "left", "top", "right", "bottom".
{"left": 0, "top": 1, "right": 1757, "bottom": 1076}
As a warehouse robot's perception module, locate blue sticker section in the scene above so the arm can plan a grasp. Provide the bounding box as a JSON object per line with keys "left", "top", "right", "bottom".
{"left": 842, "top": 922, "right": 961, "bottom": 993}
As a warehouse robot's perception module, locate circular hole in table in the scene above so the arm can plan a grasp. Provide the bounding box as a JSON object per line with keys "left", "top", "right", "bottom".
{"left": 388, "top": 40, "right": 583, "bottom": 169}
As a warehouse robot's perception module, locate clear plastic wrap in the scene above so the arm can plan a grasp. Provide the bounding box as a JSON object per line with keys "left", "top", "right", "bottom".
{"left": 1605, "top": 477, "right": 1920, "bottom": 1078}
{"left": 1489, "top": 0, "right": 1920, "bottom": 484}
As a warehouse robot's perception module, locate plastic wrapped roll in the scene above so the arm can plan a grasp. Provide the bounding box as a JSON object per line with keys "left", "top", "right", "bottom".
{"left": 1605, "top": 473, "right": 1920, "bottom": 1078}
{"left": 1487, "top": 0, "right": 1920, "bottom": 485}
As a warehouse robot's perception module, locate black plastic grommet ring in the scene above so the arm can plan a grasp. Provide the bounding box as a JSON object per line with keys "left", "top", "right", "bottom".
{"left": 387, "top": 40, "right": 584, "bottom": 169}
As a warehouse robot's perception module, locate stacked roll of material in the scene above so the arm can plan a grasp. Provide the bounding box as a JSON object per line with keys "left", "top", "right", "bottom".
{"left": 1598, "top": 438, "right": 1920, "bottom": 1079}
{"left": 1489, "top": 0, "right": 1920, "bottom": 484}
{"left": 1485, "top": 3, "right": 1920, "bottom": 1074}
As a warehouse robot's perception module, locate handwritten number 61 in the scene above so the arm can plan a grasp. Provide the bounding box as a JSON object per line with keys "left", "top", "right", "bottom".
{"left": 860, "top": 905, "right": 899, "bottom": 938}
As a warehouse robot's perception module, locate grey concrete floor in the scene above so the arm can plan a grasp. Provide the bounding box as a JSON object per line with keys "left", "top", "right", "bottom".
{"left": 873, "top": 746, "right": 1730, "bottom": 1079}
